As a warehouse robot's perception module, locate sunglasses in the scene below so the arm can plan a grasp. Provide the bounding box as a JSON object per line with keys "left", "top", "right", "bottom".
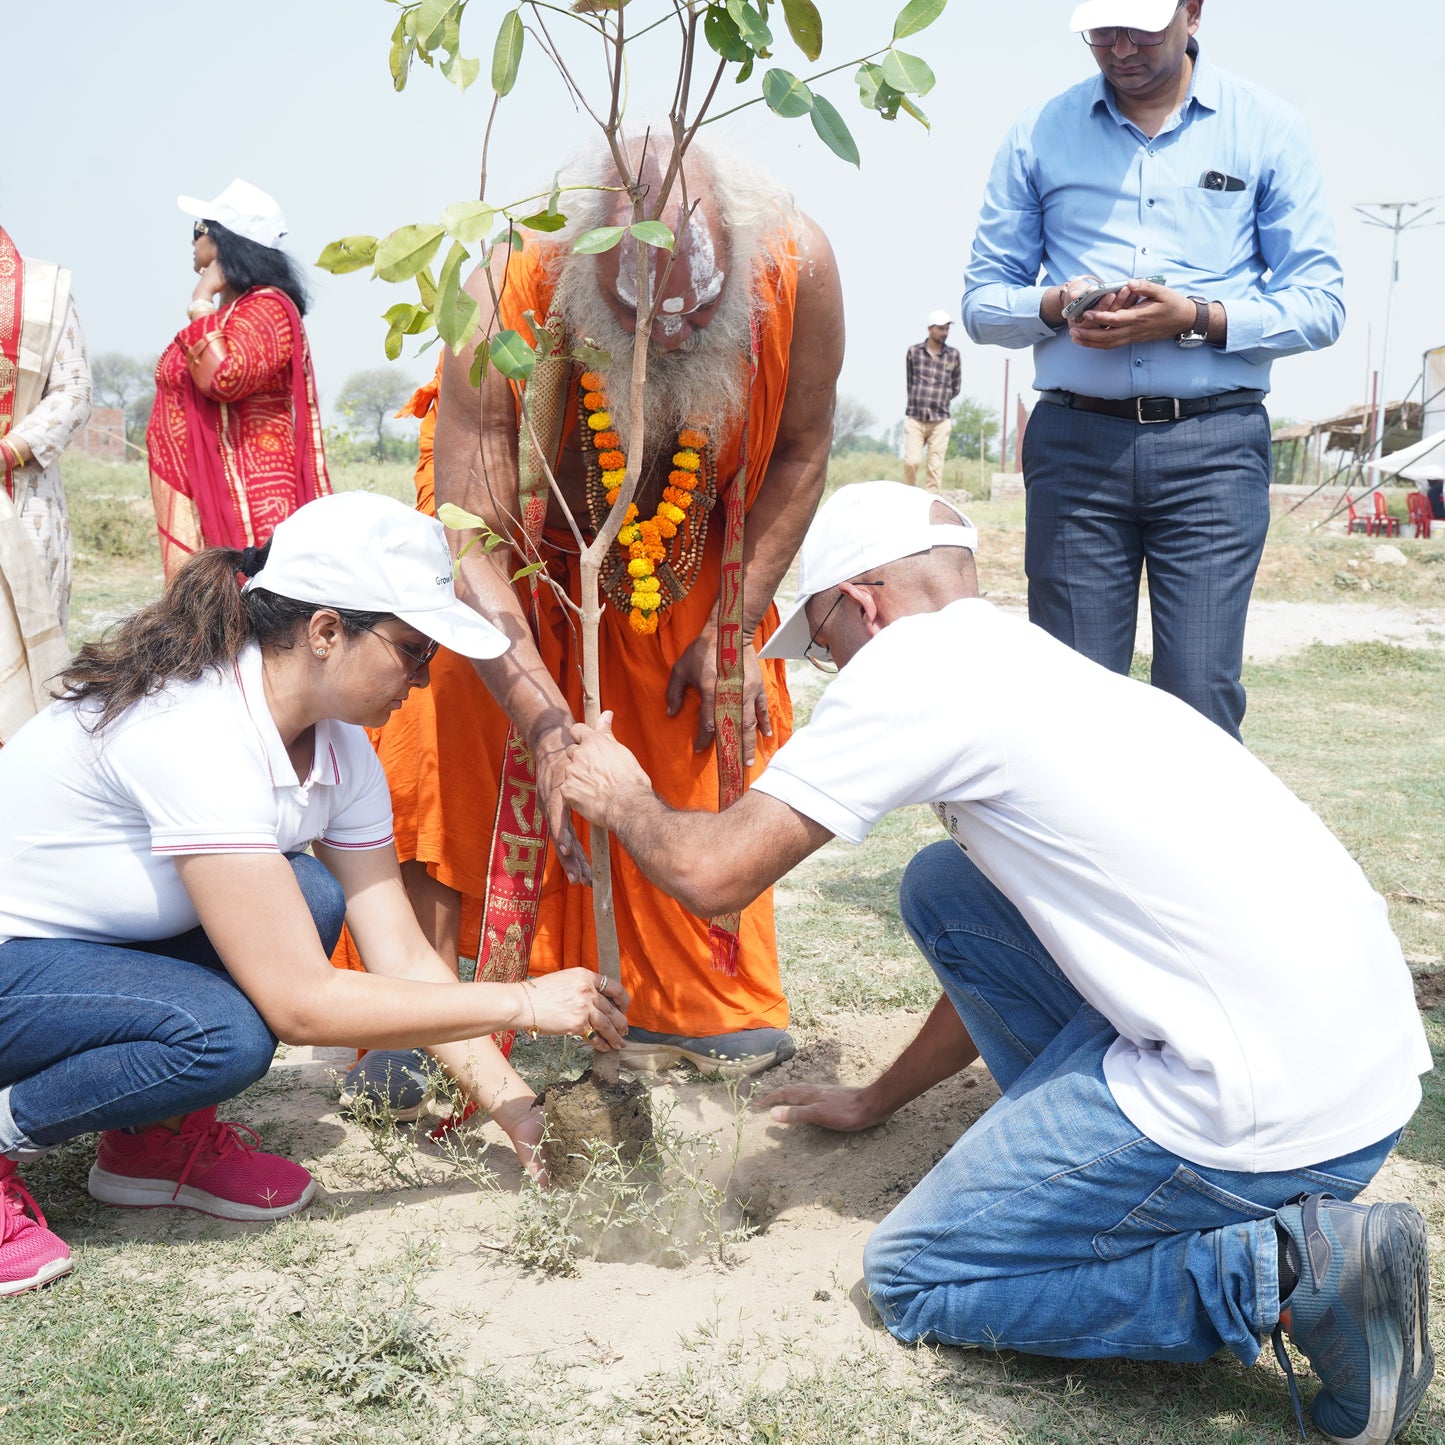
{"left": 356, "top": 624, "right": 439, "bottom": 680}
{"left": 192, "top": 220, "right": 210, "bottom": 241}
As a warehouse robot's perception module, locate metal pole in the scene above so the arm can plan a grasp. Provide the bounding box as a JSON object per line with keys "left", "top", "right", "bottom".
{"left": 1000, "top": 359, "right": 1010, "bottom": 473}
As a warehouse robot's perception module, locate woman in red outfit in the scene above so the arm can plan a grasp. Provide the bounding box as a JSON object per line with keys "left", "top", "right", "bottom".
{"left": 147, "top": 178, "right": 330, "bottom": 578}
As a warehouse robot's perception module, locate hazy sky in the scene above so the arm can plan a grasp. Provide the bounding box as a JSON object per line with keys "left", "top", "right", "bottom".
{"left": 7, "top": 1, "right": 1444, "bottom": 435}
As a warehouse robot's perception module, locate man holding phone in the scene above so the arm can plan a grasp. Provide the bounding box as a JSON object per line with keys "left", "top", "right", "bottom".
{"left": 960, "top": 0, "right": 1344, "bottom": 740}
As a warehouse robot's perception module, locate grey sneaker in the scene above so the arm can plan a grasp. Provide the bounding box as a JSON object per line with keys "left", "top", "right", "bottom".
{"left": 620, "top": 1026, "right": 796, "bottom": 1079}
{"left": 1273, "top": 1195, "right": 1434, "bottom": 1444}
{"left": 338, "top": 1049, "right": 434, "bottom": 1123}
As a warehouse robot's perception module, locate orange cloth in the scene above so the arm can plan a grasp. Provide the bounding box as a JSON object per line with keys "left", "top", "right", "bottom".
{"left": 339, "top": 234, "right": 800, "bottom": 1036}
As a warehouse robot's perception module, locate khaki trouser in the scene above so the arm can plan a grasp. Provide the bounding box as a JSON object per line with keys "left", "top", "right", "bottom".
{"left": 903, "top": 415, "right": 952, "bottom": 491}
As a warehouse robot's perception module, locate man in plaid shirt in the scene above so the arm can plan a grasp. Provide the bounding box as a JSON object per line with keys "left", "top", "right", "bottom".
{"left": 903, "top": 310, "right": 962, "bottom": 491}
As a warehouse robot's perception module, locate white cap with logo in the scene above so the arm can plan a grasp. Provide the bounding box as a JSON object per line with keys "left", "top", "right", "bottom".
{"left": 177, "top": 178, "right": 289, "bottom": 249}
{"left": 1069, "top": 0, "right": 1180, "bottom": 32}
{"left": 245, "top": 492, "right": 509, "bottom": 660}
{"left": 760, "top": 481, "right": 977, "bottom": 661}
{"left": 927, "top": 309, "right": 952, "bottom": 327}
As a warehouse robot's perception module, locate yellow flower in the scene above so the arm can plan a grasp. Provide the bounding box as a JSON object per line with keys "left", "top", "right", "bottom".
{"left": 627, "top": 558, "right": 652, "bottom": 578}
{"left": 671, "top": 450, "right": 700, "bottom": 471}
{"left": 601, "top": 469, "right": 626, "bottom": 490}
{"left": 659, "top": 502, "right": 685, "bottom": 525}
{"left": 588, "top": 412, "right": 611, "bottom": 430}
{"left": 634, "top": 575, "right": 661, "bottom": 592}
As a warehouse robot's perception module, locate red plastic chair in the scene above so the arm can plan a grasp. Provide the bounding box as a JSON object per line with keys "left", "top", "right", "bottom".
{"left": 1344, "top": 494, "right": 1370, "bottom": 535}
{"left": 1369, "top": 491, "right": 1400, "bottom": 537}
{"left": 1406, "top": 491, "right": 1432, "bottom": 539}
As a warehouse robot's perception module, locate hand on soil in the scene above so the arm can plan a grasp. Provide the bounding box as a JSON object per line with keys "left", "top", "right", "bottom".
{"left": 755, "top": 1082, "right": 885, "bottom": 1133}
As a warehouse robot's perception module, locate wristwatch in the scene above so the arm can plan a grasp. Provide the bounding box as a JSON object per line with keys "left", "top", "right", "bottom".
{"left": 1177, "top": 296, "right": 1211, "bottom": 349}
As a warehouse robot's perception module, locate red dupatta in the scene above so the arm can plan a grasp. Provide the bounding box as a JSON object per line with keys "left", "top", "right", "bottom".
{"left": 177, "top": 286, "right": 330, "bottom": 551}
{"left": 0, "top": 228, "right": 23, "bottom": 498}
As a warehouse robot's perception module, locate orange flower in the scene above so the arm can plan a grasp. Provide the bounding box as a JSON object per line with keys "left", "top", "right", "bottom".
{"left": 583, "top": 391, "right": 606, "bottom": 411}
{"left": 668, "top": 469, "right": 698, "bottom": 489}
{"left": 599, "top": 450, "right": 626, "bottom": 472}
{"left": 595, "top": 431, "right": 621, "bottom": 450}
{"left": 629, "top": 609, "right": 659, "bottom": 635}
{"left": 580, "top": 371, "right": 604, "bottom": 391}
{"left": 678, "top": 428, "right": 708, "bottom": 449}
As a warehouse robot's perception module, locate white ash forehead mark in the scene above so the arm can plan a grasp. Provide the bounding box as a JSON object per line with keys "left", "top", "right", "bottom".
{"left": 660, "top": 296, "right": 685, "bottom": 314}
{"left": 655, "top": 312, "right": 685, "bottom": 337}
{"left": 680, "top": 209, "right": 724, "bottom": 307}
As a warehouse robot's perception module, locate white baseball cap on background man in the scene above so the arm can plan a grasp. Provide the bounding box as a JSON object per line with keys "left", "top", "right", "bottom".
{"left": 927, "top": 309, "right": 952, "bottom": 327}
{"left": 177, "top": 178, "right": 289, "bottom": 248}
{"left": 1069, "top": 0, "right": 1181, "bottom": 32}
{"left": 246, "top": 492, "right": 509, "bottom": 660}
{"left": 761, "top": 481, "right": 978, "bottom": 661}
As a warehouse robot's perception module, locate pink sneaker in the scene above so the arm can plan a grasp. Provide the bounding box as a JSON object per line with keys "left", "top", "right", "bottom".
{"left": 87, "top": 1106, "right": 316, "bottom": 1222}
{"left": 0, "top": 1158, "right": 72, "bottom": 1294}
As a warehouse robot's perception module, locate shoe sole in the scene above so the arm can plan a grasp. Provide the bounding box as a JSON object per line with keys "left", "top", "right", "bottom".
{"left": 1319, "top": 1202, "right": 1435, "bottom": 1445}
{"left": 337, "top": 1089, "right": 430, "bottom": 1124}
{"left": 86, "top": 1165, "right": 316, "bottom": 1222}
{"left": 619, "top": 1042, "right": 787, "bottom": 1080}
{"left": 0, "top": 1254, "right": 73, "bottom": 1295}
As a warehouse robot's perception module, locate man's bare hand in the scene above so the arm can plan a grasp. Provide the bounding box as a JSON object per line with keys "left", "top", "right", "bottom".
{"left": 533, "top": 731, "right": 592, "bottom": 886}
{"left": 562, "top": 711, "right": 655, "bottom": 832}
{"left": 1068, "top": 280, "right": 1198, "bottom": 350}
{"left": 754, "top": 1082, "right": 888, "bottom": 1133}
{"left": 665, "top": 631, "right": 772, "bottom": 764}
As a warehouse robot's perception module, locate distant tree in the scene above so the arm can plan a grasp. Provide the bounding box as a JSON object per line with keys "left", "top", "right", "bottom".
{"left": 947, "top": 396, "right": 1001, "bottom": 461}
{"left": 90, "top": 351, "right": 157, "bottom": 447}
{"left": 335, "top": 368, "right": 416, "bottom": 460}
{"left": 830, "top": 395, "right": 877, "bottom": 456}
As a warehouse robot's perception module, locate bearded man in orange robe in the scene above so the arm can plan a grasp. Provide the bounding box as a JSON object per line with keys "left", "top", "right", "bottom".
{"left": 349, "top": 144, "right": 842, "bottom": 1085}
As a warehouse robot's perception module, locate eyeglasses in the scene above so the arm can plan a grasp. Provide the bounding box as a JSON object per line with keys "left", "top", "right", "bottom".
{"left": 1080, "top": 8, "right": 1181, "bottom": 46}
{"left": 803, "top": 582, "right": 884, "bottom": 674}
{"left": 356, "top": 623, "right": 439, "bottom": 680}
{"left": 192, "top": 220, "right": 210, "bottom": 241}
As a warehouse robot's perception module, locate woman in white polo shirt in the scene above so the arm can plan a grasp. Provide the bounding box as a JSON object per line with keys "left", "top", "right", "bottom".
{"left": 0, "top": 491, "right": 628, "bottom": 1294}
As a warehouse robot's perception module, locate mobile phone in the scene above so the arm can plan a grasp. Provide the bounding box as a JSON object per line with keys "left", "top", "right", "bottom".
{"left": 1061, "top": 275, "right": 1166, "bottom": 320}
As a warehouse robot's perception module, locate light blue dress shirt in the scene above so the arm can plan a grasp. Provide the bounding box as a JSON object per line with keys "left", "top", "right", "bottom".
{"left": 960, "top": 45, "right": 1345, "bottom": 400}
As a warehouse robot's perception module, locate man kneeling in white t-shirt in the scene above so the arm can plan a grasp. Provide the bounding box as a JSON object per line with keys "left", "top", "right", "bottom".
{"left": 560, "top": 480, "right": 1435, "bottom": 1445}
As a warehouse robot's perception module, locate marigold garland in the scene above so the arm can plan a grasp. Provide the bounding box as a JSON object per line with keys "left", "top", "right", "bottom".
{"left": 579, "top": 371, "right": 710, "bottom": 635}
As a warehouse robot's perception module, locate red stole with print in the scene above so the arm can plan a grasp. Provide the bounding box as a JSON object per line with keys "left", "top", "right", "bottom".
{"left": 0, "top": 228, "right": 24, "bottom": 498}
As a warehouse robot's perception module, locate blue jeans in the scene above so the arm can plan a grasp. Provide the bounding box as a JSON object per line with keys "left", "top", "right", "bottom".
{"left": 864, "top": 841, "right": 1396, "bottom": 1365}
{"left": 0, "top": 853, "right": 345, "bottom": 1152}
{"left": 1022, "top": 398, "right": 1272, "bottom": 740}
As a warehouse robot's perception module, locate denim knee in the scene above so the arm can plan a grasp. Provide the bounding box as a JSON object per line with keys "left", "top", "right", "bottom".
{"left": 287, "top": 852, "right": 346, "bottom": 955}
{"left": 205, "top": 999, "right": 279, "bottom": 1098}
{"left": 899, "top": 840, "right": 967, "bottom": 946}
{"left": 861, "top": 1218, "right": 922, "bottom": 1340}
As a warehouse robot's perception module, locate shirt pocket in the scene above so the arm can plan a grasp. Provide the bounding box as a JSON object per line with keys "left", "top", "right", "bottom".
{"left": 1174, "top": 187, "right": 1256, "bottom": 280}
{"left": 1093, "top": 1165, "right": 1274, "bottom": 1261}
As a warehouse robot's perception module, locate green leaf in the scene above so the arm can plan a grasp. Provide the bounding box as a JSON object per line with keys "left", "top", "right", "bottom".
{"left": 492, "top": 9, "right": 524, "bottom": 96}
{"left": 780, "top": 0, "right": 822, "bottom": 60}
{"left": 415, "top": 0, "right": 452, "bottom": 50}
{"left": 441, "top": 201, "right": 496, "bottom": 243}
{"left": 468, "top": 348, "right": 489, "bottom": 388}
{"left": 437, "top": 501, "right": 490, "bottom": 533}
{"left": 882, "top": 47, "right": 935, "bottom": 96}
{"left": 572, "top": 340, "right": 613, "bottom": 372}
{"left": 856, "top": 61, "right": 903, "bottom": 119}
{"left": 388, "top": 13, "right": 413, "bottom": 91}
{"left": 762, "top": 67, "right": 813, "bottom": 118}
{"left": 808, "top": 95, "right": 859, "bottom": 166}
{"left": 489, "top": 329, "right": 536, "bottom": 381}
{"left": 703, "top": 5, "right": 750, "bottom": 61}
{"left": 440, "top": 49, "right": 481, "bottom": 90}
{"left": 511, "top": 561, "right": 546, "bottom": 581}
{"left": 516, "top": 211, "right": 567, "bottom": 233}
{"left": 900, "top": 94, "right": 931, "bottom": 129}
{"left": 315, "top": 235, "right": 377, "bottom": 275}
{"left": 374, "top": 223, "right": 446, "bottom": 282}
{"left": 629, "top": 220, "right": 675, "bottom": 252}
{"left": 382, "top": 301, "right": 432, "bottom": 335}
{"left": 435, "top": 241, "right": 481, "bottom": 354}
{"left": 735, "top": 53, "right": 754, "bottom": 83}
{"left": 726, "top": 0, "right": 772, "bottom": 48}
{"left": 572, "top": 226, "right": 626, "bottom": 254}
{"left": 416, "top": 265, "right": 438, "bottom": 310}
{"left": 893, "top": 0, "right": 947, "bottom": 40}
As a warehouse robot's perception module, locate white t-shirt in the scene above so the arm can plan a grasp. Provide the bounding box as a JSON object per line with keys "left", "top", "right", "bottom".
{"left": 753, "top": 599, "right": 1430, "bottom": 1172}
{"left": 0, "top": 643, "right": 393, "bottom": 948}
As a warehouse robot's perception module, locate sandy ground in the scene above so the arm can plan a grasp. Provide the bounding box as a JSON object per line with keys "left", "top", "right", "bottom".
{"left": 154, "top": 596, "right": 1442, "bottom": 1392}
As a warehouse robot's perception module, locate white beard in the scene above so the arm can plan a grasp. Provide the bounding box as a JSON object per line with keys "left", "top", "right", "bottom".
{"left": 551, "top": 254, "right": 754, "bottom": 453}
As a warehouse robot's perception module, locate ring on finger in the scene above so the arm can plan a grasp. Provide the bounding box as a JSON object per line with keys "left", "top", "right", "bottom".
{"left": 582, "top": 1027, "right": 596, "bottom": 1041}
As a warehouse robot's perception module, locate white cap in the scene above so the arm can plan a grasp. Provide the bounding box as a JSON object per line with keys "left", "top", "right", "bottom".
{"left": 927, "top": 309, "right": 952, "bottom": 327}
{"left": 760, "top": 481, "right": 977, "bottom": 661}
{"left": 1069, "top": 0, "right": 1180, "bottom": 32}
{"left": 245, "top": 492, "right": 509, "bottom": 660}
{"left": 177, "top": 178, "right": 288, "bottom": 248}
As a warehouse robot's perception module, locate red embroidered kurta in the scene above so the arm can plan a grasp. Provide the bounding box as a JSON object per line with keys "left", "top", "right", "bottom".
{"left": 147, "top": 287, "right": 329, "bottom": 577}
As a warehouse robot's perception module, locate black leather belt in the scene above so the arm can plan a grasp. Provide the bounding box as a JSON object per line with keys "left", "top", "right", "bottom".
{"left": 1039, "top": 389, "right": 1267, "bottom": 425}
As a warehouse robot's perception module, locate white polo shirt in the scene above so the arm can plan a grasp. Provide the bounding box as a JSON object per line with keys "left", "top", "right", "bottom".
{"left": 0, "top": 643, "right": 393, "bottom": 948}
{"left": 753, "top": 599, "right": 1431, "bottom": 1173}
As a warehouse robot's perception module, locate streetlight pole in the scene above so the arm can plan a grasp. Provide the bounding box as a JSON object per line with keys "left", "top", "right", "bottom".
{"left": 1354, "top": 199, "right": 1440, "bottom": 462}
